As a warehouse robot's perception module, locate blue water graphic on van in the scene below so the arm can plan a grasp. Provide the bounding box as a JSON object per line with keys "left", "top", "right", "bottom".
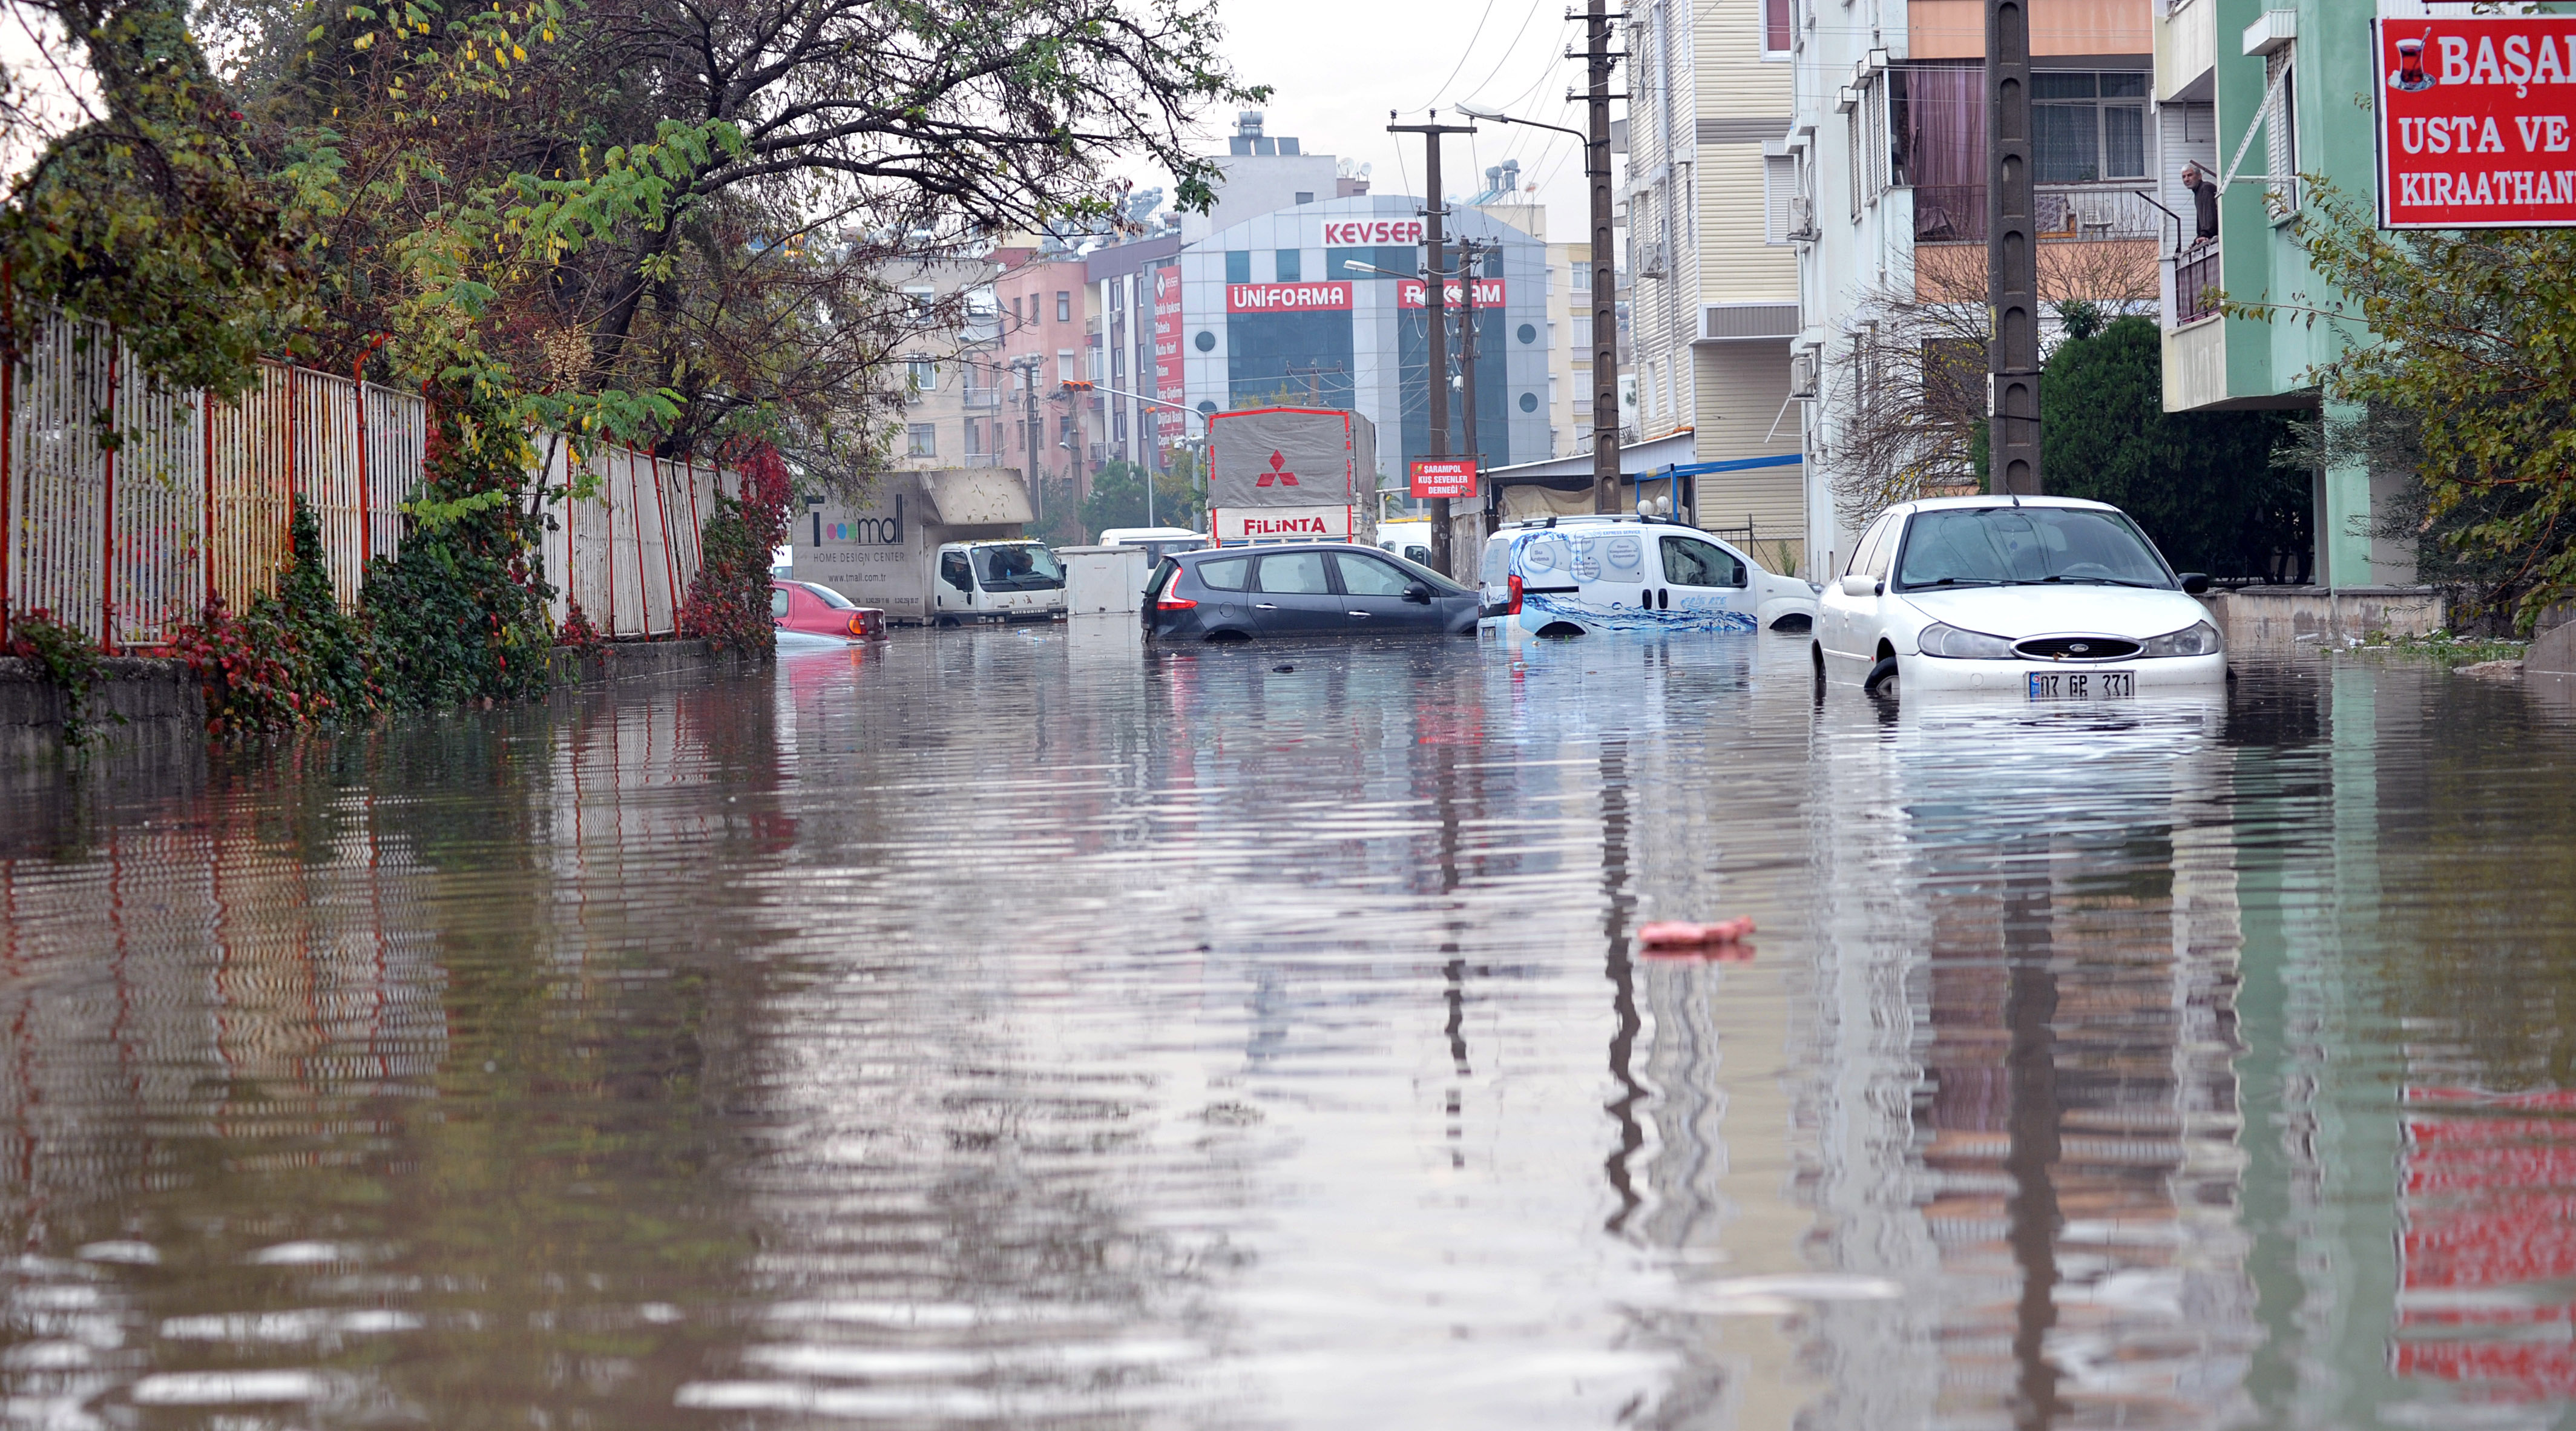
{"left": 1520, "top": 593, "right": 1756, "bottom": 634}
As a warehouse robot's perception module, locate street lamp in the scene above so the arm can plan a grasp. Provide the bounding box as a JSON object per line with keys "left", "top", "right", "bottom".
{"left": 1062, "top": 379, "right": 1214, "bottom": 531}
{"left": 1458, "top": 101, "right": 1622, "bottom": 515}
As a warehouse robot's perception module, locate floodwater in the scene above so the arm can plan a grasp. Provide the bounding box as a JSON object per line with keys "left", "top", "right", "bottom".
{"left": 2, "top": 624, "right": 2575, "bottom": 1430}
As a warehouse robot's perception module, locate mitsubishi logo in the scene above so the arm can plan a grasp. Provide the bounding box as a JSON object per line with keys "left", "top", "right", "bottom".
{"left": 1256, "top": 450, "right": 1300, "bottom": 487}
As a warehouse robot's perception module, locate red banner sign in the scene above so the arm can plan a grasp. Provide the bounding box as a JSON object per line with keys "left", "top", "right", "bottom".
{"left": 1151, "top": 265, "right": 1184, "bottom": 437}
{"left": 2377, "top": 16, "right": 2576, "bottom": 228}
{"left": 1410, "top": 457, "right": 1479, "bottom": 499}
{"left": 1322, "top": 219, "right": 1425, "bottom": 246}
{"left": 1398, "top": 278, "right": 1507, "bottom": 309}
{"left": 1226, "top": 281, "right": 1352, "bottom": 313}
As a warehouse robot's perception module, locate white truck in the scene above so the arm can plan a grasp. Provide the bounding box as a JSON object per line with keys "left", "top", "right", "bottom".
{"left": 792, "top": 468, "right": 1067, "bottom": 625}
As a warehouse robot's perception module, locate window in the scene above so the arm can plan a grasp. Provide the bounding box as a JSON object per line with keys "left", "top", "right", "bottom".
{"left": 1059, "top": 414, "right": 1077, "bottom": 446}
{"left": 906, "top": 358, "right": 937, "bottom": 393}
{"left": 2264, "top": 54, "right": 2298, "bottom": 215}
{"left": 1056, "top": 292, "right": 1072, "bottom": 322}
{"left": 1333, "top": 553, "right": 1414, "bottom": 596}
{"left": 1253, "top": 551, "right": 1330, "bottom": 594}
{"left": 1661, "top": 536, "right": 1747, "bottom": 588}
{"left": 805, "top": 583, "right": 856, "bottom": 610}
{"left": 1195, "top": 555, "right": 1250, "bottom": 590}
{"left": 1293, "top": 190, "right": 1315, "bottom": 205}
{"left": 1225, "top": 249, "right": 1252, "bottom": 283}
{"left": 2033, "top": 71, "right": 2149, "bottom": 183}
{"left": 939, "top": 551, "right": 972, "bottom": 591}
{"left": 1845, "top": 513, "right": 1891, "bottom": 576}
{"left": 1326, "top": 246, "right": 1415, "bottom": 280}
{"left": 1275, "top": 249, "right": 1301, "bottom": 281}
{"left": 904, "top": 285, "right": 936, "bottom": 314}
{"left": 1572, "top": 263, "right": 1592, "bottom": 292}
{"left": 1764, "top": 0, "right": 1792, "bottom": 53}
{"left": 770, "top": 588, "right": 790, "bottom": 619}
{"left": 1057, "top": 349, "right": 1076, "bottom": 382}
{"left": 907, "top": 423, "right": 936, "bottom": 457}
{"left": 1764, "top": 153, "right": 1799, "bottom": 243}
{"left": 966, "top": 418, "right": 985, "bottom": 458}
{"left": 1848, "top": 105, "right": 1864, "bottom": 219}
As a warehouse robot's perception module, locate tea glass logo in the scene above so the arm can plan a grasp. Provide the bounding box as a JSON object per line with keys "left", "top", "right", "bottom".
{"left": 1255, "top": 450, "right": 1301, "bottom": 487}
{"left": 2392, "top": 31, "right": 2434, "bottom": 91}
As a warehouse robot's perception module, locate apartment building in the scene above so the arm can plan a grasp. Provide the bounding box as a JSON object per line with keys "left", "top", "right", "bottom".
{"left": 2156, "top": 0, "right": 2411, "bottom": 587}
{"left": 1085, "top": 234, "right": 1184, "bottom": 475}
{"left": 1622, "top": 0, "right": 1809, "bottom": 562}
{"left": 991, "top": 247, "right": 1096, "bottom": 499}
{"left": 881, "top": 254, "right": 1003, "bottom": 473}
{"left": 1787, "top": 0, "right": 2161, "bottom": 573}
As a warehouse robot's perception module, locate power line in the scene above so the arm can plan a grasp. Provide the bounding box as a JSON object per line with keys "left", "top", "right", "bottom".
{"left": 1412, "top": 0, "right": 1507, "bottom": 112}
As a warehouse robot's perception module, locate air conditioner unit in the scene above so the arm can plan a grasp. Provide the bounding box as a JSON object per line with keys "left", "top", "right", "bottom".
{"left": 1789, "top": 347, "right": 1821, "bottom": 399}
{"left": 1634, "top": 239, "right": 1669, "bottom": 278}
{"left": 1788, "top": 196, "right": 1819, "bottom": 241}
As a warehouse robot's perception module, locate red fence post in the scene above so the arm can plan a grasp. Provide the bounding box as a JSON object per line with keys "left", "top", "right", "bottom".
{"left": 601, "top": 446, "right": 615, "bottom": 637}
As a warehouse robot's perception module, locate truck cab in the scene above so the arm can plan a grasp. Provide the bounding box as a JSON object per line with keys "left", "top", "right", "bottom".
{"left": 931, "top": 540, "right": 1067, "bottom": 624}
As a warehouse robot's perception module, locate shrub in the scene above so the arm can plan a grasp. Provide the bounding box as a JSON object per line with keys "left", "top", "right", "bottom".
{"left": 679, "top": 442, "right": 788, "bottom": 655}
{"left": 5, "top": 608, "right": 120, "bottom": 746}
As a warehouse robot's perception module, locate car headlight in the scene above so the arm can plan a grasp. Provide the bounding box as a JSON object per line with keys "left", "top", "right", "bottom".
{"left": 1915, "top": 622, "right": 2017, "bottom": 659}
{"left": 2140, "top": 620, "right": 2223, "bottom": 658}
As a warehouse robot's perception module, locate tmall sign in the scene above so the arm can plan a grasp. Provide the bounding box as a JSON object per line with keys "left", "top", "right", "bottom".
{"left": 2377, "top": 16, "right": 2576, "bottom": 228}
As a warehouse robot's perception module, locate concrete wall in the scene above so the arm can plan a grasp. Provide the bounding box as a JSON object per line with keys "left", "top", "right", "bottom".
{"left": 2201, "top": 587, "right": 2444, "bottom": 651}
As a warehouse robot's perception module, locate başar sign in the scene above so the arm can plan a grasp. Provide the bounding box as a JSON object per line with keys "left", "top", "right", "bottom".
{"left": 2377, "top": 16, "right": 2576, "bottom": 228}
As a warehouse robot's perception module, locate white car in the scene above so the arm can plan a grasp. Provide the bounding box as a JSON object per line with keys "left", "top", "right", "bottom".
{"left": 1814, "top": 495, "right": 2227, "bottom": 699}
{"left": 1477, "top": 515, "right": 1819, "bottom": 639}
{"left": 1377, "top": 519, "right": 1434, "bottom": 568}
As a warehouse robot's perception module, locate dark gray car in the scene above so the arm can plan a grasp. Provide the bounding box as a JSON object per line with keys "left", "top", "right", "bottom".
{"left": 1143, "top": 544, "right": 1480, "bottom": 641}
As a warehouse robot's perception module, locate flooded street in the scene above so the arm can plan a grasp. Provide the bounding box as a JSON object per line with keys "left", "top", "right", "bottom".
{"left": 4, "top": 625, "right": 2575, "bottom": 1429}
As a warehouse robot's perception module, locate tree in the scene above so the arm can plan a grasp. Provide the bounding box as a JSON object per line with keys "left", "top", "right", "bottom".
{"left": 1822, "top": 239, "right": 2157, "bottom": 527}
{"left": 2258, "top": 183, "right": 2576, "bottom": 628}
{"left": 1077, "top": 458, "right": 1202, "bottom": 539}
{"left": 2040, "top": 315, "right": 2307, "bottom": 582}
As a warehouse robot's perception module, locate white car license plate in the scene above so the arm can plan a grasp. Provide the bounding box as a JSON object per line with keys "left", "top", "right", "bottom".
{"left": 2028, "top": 669, "right": 2134, "bottom": 700}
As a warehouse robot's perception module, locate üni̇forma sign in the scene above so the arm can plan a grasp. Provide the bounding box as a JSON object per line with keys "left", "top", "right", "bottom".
{"left": 2377, "top": 16, "right": 2576, "bottom": 228}
{"left": 1409, "top": 458, "right": 1477, "bottom": 500}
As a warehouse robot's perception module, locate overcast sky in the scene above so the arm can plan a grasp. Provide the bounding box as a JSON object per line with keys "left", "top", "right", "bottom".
{"left": 1125, "top": 0, "right": 1616, "bottom": 241}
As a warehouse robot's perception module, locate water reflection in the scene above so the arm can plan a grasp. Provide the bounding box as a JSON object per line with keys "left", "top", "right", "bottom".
{"left": 1, "top": 634, "right": 2574, "bottom": 1426}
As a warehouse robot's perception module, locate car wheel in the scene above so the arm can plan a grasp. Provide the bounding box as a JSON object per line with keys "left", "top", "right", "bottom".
{"left": 1864, "top": 654, "right": 1900, "bottom": 699}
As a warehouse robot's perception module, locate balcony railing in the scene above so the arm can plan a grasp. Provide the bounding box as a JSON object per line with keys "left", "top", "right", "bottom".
{"left": 2174, "top": 244, "right": 2221, "bottom": 325}
{"left": 1914, "top": 184, "right": 2166, "bottom": 244}
{"left": 962, "top": 383, "right": 1002, "bottom": 410}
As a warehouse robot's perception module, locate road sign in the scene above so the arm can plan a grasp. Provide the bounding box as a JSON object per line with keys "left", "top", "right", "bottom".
{"left": 2376, "top": 16, "right": 2576, "bottom": 229}
{"left": 1410, "top": 457, "right": 1478, "bottom": 499}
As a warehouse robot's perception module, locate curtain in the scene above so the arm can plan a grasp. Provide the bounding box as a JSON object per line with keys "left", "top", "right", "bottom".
{"left": 1906, "top": 63, "right": 1983, "bottom": 189}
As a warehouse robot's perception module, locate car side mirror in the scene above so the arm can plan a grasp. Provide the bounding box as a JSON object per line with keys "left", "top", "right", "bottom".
{"left": 1839, "top": 573, "right": 1882, "bottom": 598}
{"left": 1403, "top": 582, "right": 1432, "bottom": 604}
{"left": 2178, "top": 572, "right": 2213, "bottom": 595}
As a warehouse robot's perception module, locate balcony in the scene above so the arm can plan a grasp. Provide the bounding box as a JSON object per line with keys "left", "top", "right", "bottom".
{"left": 961, "top": 382, "right": 1003, "bottom": 411}
{"left": 2157, "top": 0, "right": 2215, "bottom": 102}
{"left": 1914, "top": 184, "right": 2166, "bottom": 244}
{"left": 2173, "top": 243, "right": 2221, "bottom": 326}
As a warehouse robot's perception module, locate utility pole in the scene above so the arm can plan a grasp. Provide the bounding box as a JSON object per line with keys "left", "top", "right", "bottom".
{"left": 1458, "top": 239, "right": 1483, "bottom": 483}
{"left": 1010, "top": 355, "right": 1044, "bottom": 519}
{"left": 1988, "top": 0, "right": 2043, "bottom": 495}
{"left": 1389, "top": 111, "right": 1476, "bottom": 577}
{"left": 1582, "top": 0, "right": 1625, "bottom": 515}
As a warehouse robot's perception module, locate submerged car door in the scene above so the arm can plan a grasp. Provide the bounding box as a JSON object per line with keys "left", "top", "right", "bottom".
{"left": 1331, "top": 551, "right": 1442, "bottom": 631}
{"left": 1655, "top": 534, "right": 1756, "bottom": 631}
{"left": 1248, "top": 550, "right": 1343, "bottom": 634}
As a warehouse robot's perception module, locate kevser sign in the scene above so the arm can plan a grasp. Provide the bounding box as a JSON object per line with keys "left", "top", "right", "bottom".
{"left": 1321, "top": 218, "right": 1425, "bottom": 246}
{"left": 2377, "top": 16, "right": 2576, "bottom": 228}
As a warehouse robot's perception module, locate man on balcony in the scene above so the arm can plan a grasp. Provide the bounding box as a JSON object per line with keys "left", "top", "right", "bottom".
{"left": 2181, "top": 162, "right": 2219, "bottom": 249}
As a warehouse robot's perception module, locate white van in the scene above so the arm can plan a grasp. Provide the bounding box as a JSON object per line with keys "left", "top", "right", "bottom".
{"left": 1097, "top": 526, "right": 1213, "bottom": 565}
{"left": 1376, "top": 519, "right": 1434, "bottom": 568}
{"left": 1477, "top": 516, "right": 1818, "bottom": 638}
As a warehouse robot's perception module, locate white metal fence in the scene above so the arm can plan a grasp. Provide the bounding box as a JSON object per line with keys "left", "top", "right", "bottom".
{"left": 1, "top": 308, "right": 736, "bottom": 651}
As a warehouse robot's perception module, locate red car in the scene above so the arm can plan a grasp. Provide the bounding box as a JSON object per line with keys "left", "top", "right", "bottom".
{"left": 771, "top": 579, "right": 887, "bottom": 642}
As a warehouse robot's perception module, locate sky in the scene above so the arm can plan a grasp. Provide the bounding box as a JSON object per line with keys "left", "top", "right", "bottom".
{"left": 1132, "top": 0, "right": 1617, "bottom": 240}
